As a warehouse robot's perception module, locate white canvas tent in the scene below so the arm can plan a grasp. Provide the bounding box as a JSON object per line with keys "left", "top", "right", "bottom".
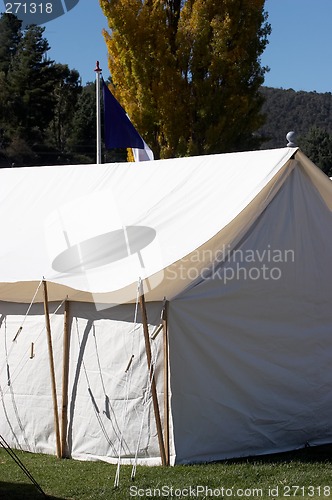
{"left": 1, "top": 147, "right": 332, "bottom": 465}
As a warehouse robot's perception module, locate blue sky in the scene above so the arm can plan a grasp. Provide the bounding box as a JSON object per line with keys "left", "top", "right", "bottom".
{"left": 2, "top": 0, "right": 332, "bottom": 93}
{"left": 261, "top": 0, "right": 332, "bottom": 93}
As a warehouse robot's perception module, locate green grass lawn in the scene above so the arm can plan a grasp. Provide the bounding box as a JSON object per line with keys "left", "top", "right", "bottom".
{"left": 1, "top": 445, "right": 332, "bottom": 499}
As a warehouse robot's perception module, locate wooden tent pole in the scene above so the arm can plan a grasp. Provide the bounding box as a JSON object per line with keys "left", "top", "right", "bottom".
{"left": 61, "top": 299, "right": 70, "bottom": 458}
{"left": 162, "top": 299, "right": 170, "bottom": 466}
{"left": 42, "top": 279, "right": 61, "bottom": 459}
{"left": 139, "top": 287, "right": 166, "bottom": 466}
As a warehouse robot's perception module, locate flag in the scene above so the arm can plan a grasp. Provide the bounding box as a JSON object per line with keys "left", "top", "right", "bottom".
{"left": 132, "top": 141, "right": 154, "bottom": 162}
{"left": 102, "top": 79, "right": 154, "bottom": 160}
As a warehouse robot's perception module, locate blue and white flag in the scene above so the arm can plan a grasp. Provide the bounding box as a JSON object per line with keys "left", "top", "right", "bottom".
{"left": 102, "top": 79, "right": 154, "bottom": 161}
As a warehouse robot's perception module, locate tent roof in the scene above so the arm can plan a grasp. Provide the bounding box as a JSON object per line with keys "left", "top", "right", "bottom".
{"left": 0, "top": 146, "right": 328, "bottom": 304}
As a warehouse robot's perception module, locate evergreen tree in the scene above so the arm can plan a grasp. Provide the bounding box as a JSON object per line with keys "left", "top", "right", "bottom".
{"left": 0, "top": 14, "right": 22, "bottom": 162}
{"left": 0, "top": 13, "right": 22, "bottom": 75}
{"left": 100, "top": 0, "right": 271, "bottom": 158}
{"left": 0, "top": 14, "right": 86, "bottom": 166}
{"left": 299, "top": 126, "right": 332, "bottom": 177}
{"left": 46, "top": 64, "right": 82, "bottom": 154}
{"left": 6, "top": 24, "right": 56, "bottom": 145}
{"left": 0, "top": 69, "right": 10, "bottom": 148}
{"left": 67, "top": 82, "right": 97, "bottom": 163}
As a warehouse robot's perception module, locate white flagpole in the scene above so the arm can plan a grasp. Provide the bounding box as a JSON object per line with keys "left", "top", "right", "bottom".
{"left": 94, "top": 61, "right": 102, "bottom": 164}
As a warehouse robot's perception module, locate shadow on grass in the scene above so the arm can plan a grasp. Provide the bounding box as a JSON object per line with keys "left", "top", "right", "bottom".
{"left": 0, "top": 481, "right": 67, "bottom": 500}
{"left": 221, "top": 443, "right": 332, "bottom": 465}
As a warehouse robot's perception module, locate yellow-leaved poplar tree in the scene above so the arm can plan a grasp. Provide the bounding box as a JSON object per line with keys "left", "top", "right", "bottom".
{"left": 99, "top": 0, "right": 271, "bottom": 159}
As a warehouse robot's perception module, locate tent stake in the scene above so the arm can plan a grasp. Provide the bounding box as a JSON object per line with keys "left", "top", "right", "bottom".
{"left": 162, "top": 300, "right": 170, "bottom": 466}
{"left": 139, "top": 288, "right": 166, "bottom": 466}
{"left": 61, "top": 299, "right": 70, "bottom": 458}
{"left": 42, "top": 280, "right": 61, "bottom": 459}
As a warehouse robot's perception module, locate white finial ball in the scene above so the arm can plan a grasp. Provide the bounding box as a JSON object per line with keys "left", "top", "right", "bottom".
{"left": 286, "top": 131, "right": 297, "bottom": 147}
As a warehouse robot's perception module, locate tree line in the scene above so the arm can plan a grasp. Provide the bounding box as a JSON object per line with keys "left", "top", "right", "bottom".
{"left": 1, "top": 0, "right": 271, "bottom": 166}
{"left": 1, "top": 8, "right": 332, "bottom": 175}
{"left": 0, "top": 13, "right": 101, "bottom": 167}
{"left": 259, "top": 87, "right": 332, "bottom": 176}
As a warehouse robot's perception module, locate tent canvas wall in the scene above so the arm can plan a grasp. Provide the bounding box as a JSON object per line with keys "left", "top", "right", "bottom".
{"left": 1, "top": 147, "right": 332, "bottom": 465}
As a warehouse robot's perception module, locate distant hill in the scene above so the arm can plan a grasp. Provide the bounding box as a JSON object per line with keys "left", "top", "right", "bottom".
{"left": 258, "top": 86, "right": 332, "bottom": 149}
